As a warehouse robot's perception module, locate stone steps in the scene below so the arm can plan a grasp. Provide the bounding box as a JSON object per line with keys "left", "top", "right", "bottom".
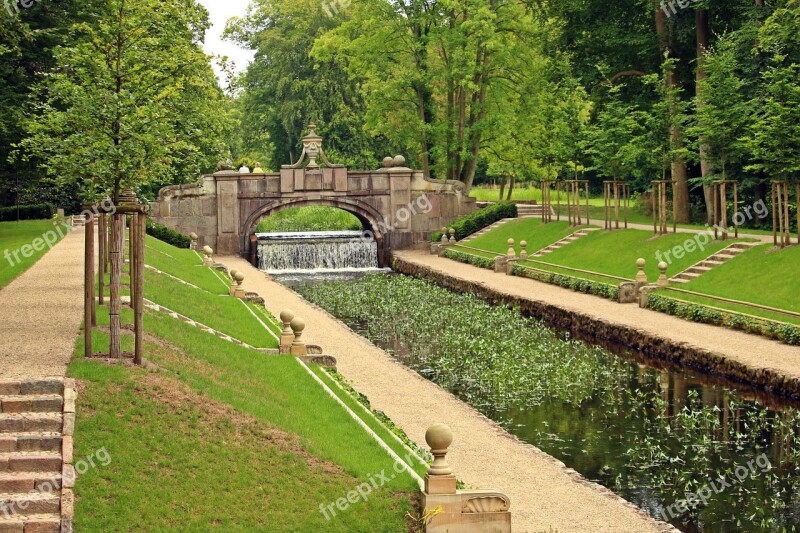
{"left": 531, "top": 228, "right": 598, "bottom": 258}
{"left": 460, "top": 218, "right": 516, "bottom": 243}
{"left": 0, "top": 513, "right": 62, "bottom": 532}
{"left": 671, "top": 241, "right": 759, "bottom": 284}
{"left": 0, "top": 379, "right": 75, "bottom": 532}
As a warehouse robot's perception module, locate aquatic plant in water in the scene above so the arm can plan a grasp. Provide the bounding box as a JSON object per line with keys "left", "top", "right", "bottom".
{"left": 296, "top": 274, "right": 800, "bottom": 532}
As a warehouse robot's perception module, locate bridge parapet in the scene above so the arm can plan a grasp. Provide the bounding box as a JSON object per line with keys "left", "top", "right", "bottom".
{"left": 151, "top": 127, "right": 474, "bottom": 263}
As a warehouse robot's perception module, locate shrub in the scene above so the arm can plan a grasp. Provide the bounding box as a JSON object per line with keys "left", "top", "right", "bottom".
{"left": 511, "top": 265, "right": 619, "bottom": 300}
{"left": 0, "top": 203, "right": 54, "bottom": 221}
{"left": 431, "top": 201, "right": 517, "bottom": 242}
{"left": 146, "top": 220, "right": 191, "bottom": 248}
{"left": 646, "top": 293, "right": 800, "bottom": 346}
{"left": 443, "top": 248, "right": 496, "bottom": 270}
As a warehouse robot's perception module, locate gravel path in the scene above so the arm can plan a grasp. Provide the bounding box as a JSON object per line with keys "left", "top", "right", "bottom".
{"left": 396, "top": 250, "right": 800, "bottom": 383}
{"left": 218, "top": 255, "right": 673, "bottom": 533}
{"left": 0, "top": 227, "right": 85, "bottom": 379}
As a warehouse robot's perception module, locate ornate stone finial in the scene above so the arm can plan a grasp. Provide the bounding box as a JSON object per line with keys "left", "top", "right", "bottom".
{"left": 279, "top": 309, "right": 295, "bottom": 353}
{"left": 290, "top": 317, "right": 307, "bottom": 356}
{"left": 507, "top": 238, "right": 516, "bottom": 258}
{"left": 228, "top": 269, "right": 239, "bottom": 295}
{"left": 635, "top": 258, "right": 648, "bottom": 284}
{"left": 393, "top": 155, "right": 407, "bottom": 168}
{"left": 449, "top": 228, "right": 456, "bottom": 244}
{"left": 283, "top": 124, "right": 340, "bottom": 169}
{"left": 203, "top": 245, "right": 213, "bottom": 266}
{"left": 425, "top": 423, "right": 454, "bottom": 476}
{"left": 657, "top": 261, "right": 669, "bottom": 288}
{"left": 233, "top": 271, "right": 246, "bottom": 298}
{"left": 383, "top": 156, "right": 394, "bottom": 169}
{"left": 441, "top": 228, "right": 449, "bottom": 244}
{"left": 519, "top": 240, "right": 528, "bottom": 260}
{"left": 189, "top": 232, "right": 198, "bottom": 241}
{"left": 234, "top": 271, "right": 245, "bottom": 287}
{"left": 189, "top": 232, "right": 198, "bottom": 250}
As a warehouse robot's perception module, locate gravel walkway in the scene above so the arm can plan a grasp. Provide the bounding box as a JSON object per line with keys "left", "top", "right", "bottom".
{"left": 0, "top": 227, "right": 85, "bottom": 379}
{"left": 396, "top": 250, "right": 800, "bottom": 383}
{"left": 218, "top": 255, "right": 673, "bottom": 533}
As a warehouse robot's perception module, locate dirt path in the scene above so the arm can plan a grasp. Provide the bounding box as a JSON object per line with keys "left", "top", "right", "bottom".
{"left": 0, "top": 227, "right": 85, "bottom": 379}
{"left": 581, "top": 218, "right": 775, "bottom": 244}
{"left": 218, "top": 255, "right": 675, "bottom": 533}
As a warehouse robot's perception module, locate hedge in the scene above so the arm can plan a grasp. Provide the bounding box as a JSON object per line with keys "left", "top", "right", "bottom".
{"left": 431, "top": 201, "right": 517, "bottom": 242}
{"left": 0, "top": 204, "right": 54, "bottom": 222}
{"left": 442, "top": 247, "right": 619, "bottom": 300}
{"left": 646, "top": 293, "right": 800, "bottom": 346}
{"left": 145, "top": 220, "right": 192, "bottom": 249}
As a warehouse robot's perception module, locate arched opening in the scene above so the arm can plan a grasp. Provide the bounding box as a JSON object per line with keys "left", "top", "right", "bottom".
{"left": 242, "top": 199, "right": 390, "bottom": 269}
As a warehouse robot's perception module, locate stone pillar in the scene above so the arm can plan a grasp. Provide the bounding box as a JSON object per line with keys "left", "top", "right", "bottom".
{"left": 422, "top": 423, "right": 511, "bottom": 533}
{"left": 635, "top": 258, "right": 648, "bottom": 287}
{"left": 189, "top": 232, "right": 198, "bottom": 251}
{"left": 203, "top": 246, "right": 214, "bottom": 266}
{"left": 290, "top": 317, "right": 308, "bottom": 356}
{"left": 279, "top": 309, "right": 295, "bottom": 354}
{"left": 215, "top": 173, "right": 241, "bottom": 255}
{"left": 656, "top": 261, "right": 669, "bottom": 288}
{"left": 229, "top": 269, "right": 239, "bottom": 296}
{"left": 388, "top": 157, "right": 413, "bottom": 249}
{"left": 233, "top": 272, "right": 245, "bottom": 299}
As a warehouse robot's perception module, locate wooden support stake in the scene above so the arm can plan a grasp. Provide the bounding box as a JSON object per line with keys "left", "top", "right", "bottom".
{"left": 721, "top": 182, "right": 728, "bottom": 241}
{"left": 134, "top": 211, "right": 145, "bottom": 365}
{"left": 624, "top": 184, "right": 629, "bottom": 229}
{"left": 83, "top": 212, "right": 94, "bottom": 358}
{"left": 773, "top": 182, "right": 778, "bottom": 246}
{"left": 784, "top": 180, "right": 790, "bottom": 247}
{"left": 733, "top": 182, "right": 739, "bottom": 239}
{"left": 109, "top": 214, "right": 122, "bottom": 358}
{"left": 98, "top": 214, "right": 105, "bottom": 305}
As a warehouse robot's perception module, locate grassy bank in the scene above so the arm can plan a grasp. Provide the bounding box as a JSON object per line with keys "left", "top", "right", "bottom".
{"left": 0, "top": 219, "right": 69, "bottom": 288}
{"left": 69, "top": 236, "right": 425, "bottom": 531}
{"left": 256, "top": 206, "right": 362, "bottom": 233}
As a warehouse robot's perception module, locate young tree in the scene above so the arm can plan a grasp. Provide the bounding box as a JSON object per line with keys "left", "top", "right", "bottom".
{"left": 18, "top": 0, "right": 229, "bottom": 203}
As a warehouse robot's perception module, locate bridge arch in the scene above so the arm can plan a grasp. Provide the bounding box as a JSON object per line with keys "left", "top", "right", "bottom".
{"left": 242, "top": 197, "right": 391, "bottom": 267}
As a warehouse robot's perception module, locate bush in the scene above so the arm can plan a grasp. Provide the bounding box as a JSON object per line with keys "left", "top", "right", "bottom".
{"left": 443, "top": 248, "right": 496, "bottom": 270}
{"left": 431, "top": 201, "right": 517, "bottom": 242}
{"left": 646, "top": 293, "right": 800, "bottom": 346}
{"left": 146, "top": 220, "right": 192, "bottom": 249}
{"left": 0, "top": 203, "right": 54, "bottom": 221}
{"left": 511, "top": 265, "right": 619, "bottom": 300}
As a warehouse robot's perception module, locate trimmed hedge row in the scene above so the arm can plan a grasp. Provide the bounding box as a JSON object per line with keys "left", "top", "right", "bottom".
{"left": 145, "top": 220, "right": 192, "bottom": 249}
{"left": 0, "top": 204, "right": 54, "bottom": 222}
{"left": 512, "top": 264, "right": 619, "bottom": 300}
{"left": 647, "top": 293, "right": 800, "bottom": 346}
{"left": 442, "top": 247, "right": 619, "bottom": 300}
{"left": 431, "top": 201, "right": 517, "bottom": 242}
{"left": 443, "top": 248, "right": 496, "bottom": 270}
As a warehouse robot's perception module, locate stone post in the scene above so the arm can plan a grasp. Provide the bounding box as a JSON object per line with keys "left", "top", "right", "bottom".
{"left": 656, "top": 261, "right": 669, "bottom": 288}
{"left": 639, "top": 285, "right": 656, "bottom": 308}
{"left": 279, "top": 309, "right": 295, "bottom": 354}
{"left": 440, "top": 227, "right": 448, "bottom": 245}
{"left": 203, "top": 245, "right": 214, "bottom": 266}
{"left": 493, "top": 256, "right": 507, "bottom": 273}
{"left": 448, "top": 228, "right": 456, "bottom": 244}
{"left": 506, "top": 238, "right": 515, "bottom": 258}
{"left": 422, "top": 423, "right": 511, "bottom": 533}
{"left": 519, "top": 240, "right": 528, "bottom": 260}
{"left": 189, "top": 232, "right": 198, "bottom": 251}
{"left": 233, "top": 271, "right": 245, "bottom": 298}
{"left": 229, "top": 269, "right": 239, "bottom": 296}
{"left": 635, "top": 258, "right": 648, "bottom": 287}
{"left": 290, "top": 317, "right": 308, "bottom": 356}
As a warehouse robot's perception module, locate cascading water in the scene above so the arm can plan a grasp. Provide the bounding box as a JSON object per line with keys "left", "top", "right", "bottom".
{"left": 257, "top": 231, "right": 384, "bottom": 276}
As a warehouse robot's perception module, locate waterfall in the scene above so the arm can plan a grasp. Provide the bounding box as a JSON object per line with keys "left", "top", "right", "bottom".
{"left": 257, "top": 231, "right": 380, "bottom": 273}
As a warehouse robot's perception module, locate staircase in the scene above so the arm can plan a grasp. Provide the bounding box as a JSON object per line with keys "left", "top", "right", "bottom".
{"left": 475, "top": 202, "right": 554, "bottom": 219}
{"left": 0, "top": 378, "right": 75, "bottom": 533}
{"left": 670, "top": 241, "right": 759, "bottom": 284}
{"left": 461, "top": 218, "right": 516, "bottom": 243}
{"left": 531, "top": 228, "right": 599, "bottom": 258}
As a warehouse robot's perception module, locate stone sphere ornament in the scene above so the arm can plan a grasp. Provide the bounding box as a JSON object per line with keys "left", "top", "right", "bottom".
{"left": 393, "top": 155, "right": 406, "bottom": 167}
{"left": 383, "top": 156, "right": 394, "bottom": 168}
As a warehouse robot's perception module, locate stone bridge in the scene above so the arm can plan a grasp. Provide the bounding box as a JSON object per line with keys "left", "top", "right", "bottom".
{"left": 150, "top": 127, "right": 475, "bottom": 266}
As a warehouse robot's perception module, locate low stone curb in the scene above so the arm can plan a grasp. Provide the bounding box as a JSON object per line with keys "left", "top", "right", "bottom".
{"left": 60, "top": 378, "right": 76, "bottom": 533}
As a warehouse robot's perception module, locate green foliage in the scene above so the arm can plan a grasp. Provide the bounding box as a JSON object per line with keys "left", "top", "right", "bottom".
{"left": 17, "top": 0, "right": 230, "bottom": 203}
{"left": 442, "top": 249, "right": 496, "bottom": 270}
{"left": 0, "top": 203, "right": 53, "bottom": 221}
{"left": 647, "top": 293, "right": 800, "bottom": 346}
{"left": 512, "top": 265, "right": 619, "bottom": 300}
{"left": 430, "top": 202, "right": 517, "bottom": 242}
{"left": 145, "top": 221, "right": 191, "bottom": 249}
{"left": 256, "top": 207, "right": 362, "bottom": 233}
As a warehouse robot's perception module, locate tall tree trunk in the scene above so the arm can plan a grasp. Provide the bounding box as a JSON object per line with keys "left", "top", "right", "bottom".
{"left": 499, "top": 172, "right": 507, "bottom": 201}
{"left": 506, "top": 174, "right": 515, "bottom": 201}
{"left": 696, "top": 9, "right": 714, "bottom": 224}
{"left": 655, "top": 2, "right": 691, "bottom": 223}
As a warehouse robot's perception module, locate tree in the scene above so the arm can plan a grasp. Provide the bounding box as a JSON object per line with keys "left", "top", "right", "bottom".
{"left": 17, "top": 0, "right": 229, "bottom": 203}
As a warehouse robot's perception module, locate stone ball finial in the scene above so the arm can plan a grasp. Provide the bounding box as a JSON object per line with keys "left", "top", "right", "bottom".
{"left": 189, "top": 232, "right": 198, "bottom": 241}
{"left": 520, "top": 240, "right": 527, "bottom": 248}
{"left": 280, "top": 309, "right": 295, "bottom": 324}
{"left": 658, "top": 261, "right": 667, "bottom": 273}
{"left": 635, "top": 258, "right": 648, "bottom": 284}
{"left": 290, "top": 317, "right": 306, "bottom": 334}
{"left": 507, "top": 238, "right": 516, "bottom": 258}
{"left": 382, "top": 156, "right": 394, "bottom": 168}
{"left": 393, "top": 155, "right": 406, "bottom": 167}
{"left": 234, "top": 271, "right": 244, "bottom": 284}
{"left": 203, "top": 245, "right": 213, "bottom": 256}
{"left": 230, "top": 269, "right": 239, "bottom": 279}
{"left": 425, "top": 423, "right": 454, "bottom": 476}
{"left": 637, "top": 258, "right": 646, "bottom": 268}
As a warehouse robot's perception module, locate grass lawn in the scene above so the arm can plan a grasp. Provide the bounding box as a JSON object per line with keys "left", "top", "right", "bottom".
{"left": 256, "top": 206, "right": 362, "bottom": 233}
{"left": 465, "top": 218, "right": 594, "bottom": 255}
{"left": 541, "top": 229, "right": 746, "bottom": 281}
{"left": 145, "top": 236, "right": 229, "bottom": 294}
{"left": 70, "top": 246, "right": 427, "bottom": 530}
{"left": 0, "top": 219, "right": 68, "bottom": 288}
{"left": 674, "top": 243, "right": 800, "bottom": 315}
